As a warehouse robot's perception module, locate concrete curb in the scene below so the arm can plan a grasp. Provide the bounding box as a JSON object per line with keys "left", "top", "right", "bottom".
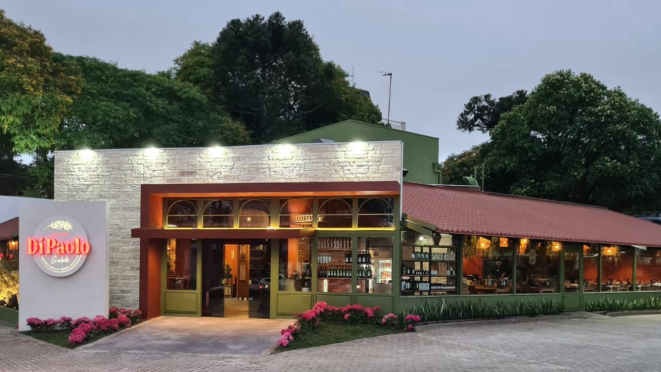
{"left": 417, "top": 312, "right": 600, "bottom": 331}
{"left": 604, "top": 309, "right": 661, "bottom": 317}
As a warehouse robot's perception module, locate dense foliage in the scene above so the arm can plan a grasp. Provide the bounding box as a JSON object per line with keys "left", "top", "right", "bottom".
{"left": 450, "top": 70, "right": 661, "bottom": 212}
{"left": 456, "top": 90, "right": 528, "bottom": 133}
{"left": 174, "top": 12, "right": 382, "bottom": 143}
{"left": 585, "top": 296, "right": 661, "bottom": 312}
{"left": 402, "top": 298, "right": 563, "bottom": 322}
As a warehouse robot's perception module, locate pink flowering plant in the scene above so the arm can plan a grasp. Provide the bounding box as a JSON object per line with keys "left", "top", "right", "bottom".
{"left": 25, "top": 308, "right": 141, "bottom": 347}
{"left": 403, "top": 314, "right": 422, "bottom": 331}
{"left": 277, "top": 301, "right": 385, "bottom": 349}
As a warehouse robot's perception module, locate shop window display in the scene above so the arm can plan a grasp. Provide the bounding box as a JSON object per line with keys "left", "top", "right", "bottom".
{"left": 279, "top": 238, "right": 311, "bottom": 291}
{"left": 317, "top": 237, "right": 352, "bottom": 293}
{"left": 166, "top": 238, "right": 198, "bottom": 290}
{"left": 463, "top": 237, "right": 514, "bottom": 294}
{"left": 516, "top": 240, "right": 560, "bottom": 293}
{"left": 636, "top": 247, "right": 661, "bottom": 291}
{"left": 356, "top": 237, "right": 393, "bottom": 294}
{"left": 601, "top": 246, "right": 634, "bottom": 291}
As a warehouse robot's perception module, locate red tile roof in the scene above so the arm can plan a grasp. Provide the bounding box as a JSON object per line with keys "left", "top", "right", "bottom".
{"left": 403, "top": 183, "right": 661, "bottom": 247}
{"left": 0, "top": 217, "right": 18, "bottom": 241}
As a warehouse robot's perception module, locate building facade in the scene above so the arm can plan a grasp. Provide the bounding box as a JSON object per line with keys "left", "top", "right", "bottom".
{"left": 52, "top": 141, "right": 661, "bottom": 321}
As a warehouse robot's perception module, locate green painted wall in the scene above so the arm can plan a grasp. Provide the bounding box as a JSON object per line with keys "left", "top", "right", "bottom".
{"left": 274, "top": 120, "right": 440, "bottom": 184}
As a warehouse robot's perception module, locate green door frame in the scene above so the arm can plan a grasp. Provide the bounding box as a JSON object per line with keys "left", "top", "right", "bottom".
{"left": 561, "top": 245, "right": 583, "bottom": 312}
{"left": 161, "top": 239, "right": 203, "bottom": 316}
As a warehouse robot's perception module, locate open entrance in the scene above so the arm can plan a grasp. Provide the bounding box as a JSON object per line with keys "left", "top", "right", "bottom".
{"left": 200, "top": 239, "right": 271, "bottom": 319}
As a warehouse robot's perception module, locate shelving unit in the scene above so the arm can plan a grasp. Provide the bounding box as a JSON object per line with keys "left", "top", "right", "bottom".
{"left": 401, "top": 245, "right": 458, "bottom": 296}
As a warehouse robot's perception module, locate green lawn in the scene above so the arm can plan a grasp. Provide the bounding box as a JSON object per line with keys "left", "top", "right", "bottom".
{"left": 21, "top": 330, "right": 112, "bottom": 349}
{"left": 277, "top": 322, "right": 400, "bottom": 352}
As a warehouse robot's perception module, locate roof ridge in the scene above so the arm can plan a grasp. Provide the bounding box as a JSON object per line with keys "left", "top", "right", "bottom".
{"left": 404, "top": 182, "right": 607, "bottom": 210}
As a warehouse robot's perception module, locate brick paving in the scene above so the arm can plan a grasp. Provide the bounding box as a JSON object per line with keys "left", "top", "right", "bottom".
{"left": 2, "top": 313, "right": 661, "bottom": 372}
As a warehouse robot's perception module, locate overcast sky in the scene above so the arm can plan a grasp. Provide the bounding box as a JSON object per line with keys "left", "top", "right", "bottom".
{"left": 4, "top": 1, "right": 660, "bottom": 161}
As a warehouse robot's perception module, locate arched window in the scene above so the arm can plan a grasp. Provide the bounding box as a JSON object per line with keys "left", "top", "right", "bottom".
{"left": 166, "top": 200, "right": 198, "bottom": 228}
{"left": 358, "top": 198, "right": 394, "bottom": 228}
{"left": 239, "top": 199, "right": 271, "bottom": 228}
{"left": 203, "top": 200, "right": 234, "bottom": 228}
{"left": 279, "top": 199, "right": 313, "bottom": 228}
{"left": 318, "top": 198, "right": 353, "bottom": 228}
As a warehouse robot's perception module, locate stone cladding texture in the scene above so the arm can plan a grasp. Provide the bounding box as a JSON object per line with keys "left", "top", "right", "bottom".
{"left": 53, "top": 142, "right": 403, "bottom": 309}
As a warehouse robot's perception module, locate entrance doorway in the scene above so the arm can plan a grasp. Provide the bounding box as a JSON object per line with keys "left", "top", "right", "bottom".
{"left": 201, "top": 240, "right": 271, "bottom": 319}
{"left": 562, "top": 246, "right": 583, "bottom": 311}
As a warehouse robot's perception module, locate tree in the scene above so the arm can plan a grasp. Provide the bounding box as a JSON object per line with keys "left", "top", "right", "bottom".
{"left": 457, "top": 90, "right": 527, "bottom": 133}
{"left": 485, "top": 70, "right": 661, "bottom": 212}
{"left": 198, "top": 12, "right": 381, "bottom": 143}
{"left": 0, "top": 9, "right": 82, "bottom": 153}
{"left": 26, "top": 55, "right": 251, "bottom": 197}
{"left": 441, "top": 145, "right": 483, "bottom": 185}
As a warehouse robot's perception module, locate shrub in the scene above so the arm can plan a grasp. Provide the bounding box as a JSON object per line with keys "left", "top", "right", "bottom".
{"left": 585, "top": 296, "right": 661, "bottom": 312}
{"left": 400, "top": 298, "right": 563, "bottom": 322}
{"left": 0, "top": 260, "right": 18, "bottom": 308}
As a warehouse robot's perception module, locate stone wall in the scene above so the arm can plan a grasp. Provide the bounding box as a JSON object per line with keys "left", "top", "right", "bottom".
{"left": 54, "top": 142, "right": 403, "bottom": 309}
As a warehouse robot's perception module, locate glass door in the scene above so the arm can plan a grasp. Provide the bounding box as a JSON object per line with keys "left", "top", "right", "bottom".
{"left": 562, "top": 247, "right": 583, "bottom": 311}
{"left": 249, "top": 240, "right": 271, "bottom": 318}
{"left": 201, "top": 240, "right": 224, "bottom": 317}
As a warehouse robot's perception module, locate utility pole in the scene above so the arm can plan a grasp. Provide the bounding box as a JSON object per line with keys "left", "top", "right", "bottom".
{"left": 381, "top": 72, "right": 392, "bottom": 126}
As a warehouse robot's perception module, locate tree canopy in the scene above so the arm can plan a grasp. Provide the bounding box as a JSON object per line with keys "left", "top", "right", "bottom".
{"left": 173, "top": 12, "right": 382, "bottom": 143}
{"left": 456, "top": 90, "right": 528, "bottom": 133}
{"left": 0, "top": 9, "right": 82, "bottom": 153}
{"left": 484, "top": 70, "right": 661, "bottom": 212}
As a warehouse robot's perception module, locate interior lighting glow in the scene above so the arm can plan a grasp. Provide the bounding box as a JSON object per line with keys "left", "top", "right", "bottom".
{"left": 209, "top": 146, "right": 224, "bottom": 158}
{"left": 145, "top": 147, "right": 159, "bottom": 159}
{"left": 552, "top": 241, "right": 562, "bottom": 251}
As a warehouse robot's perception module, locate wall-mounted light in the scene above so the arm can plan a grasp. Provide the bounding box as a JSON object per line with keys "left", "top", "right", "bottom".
{"left": 277, "top": 144, "right": 294, "bottom": 158}
{"left": 79, "top": 149, "right": 94, "bottom": 161}
{"left": 348, "top": 141, "right": 366, "bottom": 154}
{"left": 145, "top": 147, "right": 159, "bottom": 159}
{"left": 209, "top": 146, "right": 224, "bottom": 158}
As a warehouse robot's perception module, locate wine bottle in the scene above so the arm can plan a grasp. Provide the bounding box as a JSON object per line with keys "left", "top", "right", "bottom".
{"left": 367, "top": 252, "right": 371, "bottom": 264}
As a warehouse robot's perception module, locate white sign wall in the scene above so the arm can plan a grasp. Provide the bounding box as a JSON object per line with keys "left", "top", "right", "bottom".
{"left": 18, "top": 201, "right": 109, "bottom": 331}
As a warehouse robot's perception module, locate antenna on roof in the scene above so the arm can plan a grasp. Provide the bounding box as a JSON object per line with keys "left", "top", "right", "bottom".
{"left": 351, "top": 67, "right": 355, "bottom": 86}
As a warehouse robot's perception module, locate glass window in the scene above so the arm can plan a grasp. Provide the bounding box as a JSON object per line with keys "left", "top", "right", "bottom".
{"left": 278, "top": 238, "right": 311, "bottom": 291}
{"left": 357, "top": 198, "right": 395, "bottom": 228}
{"left": 583, "top": 245, "right": 599, "bottom": 292}
{"left": 279, "top": 199, "right": 313, "bottom": 228}
{"left": 516, "top": 240, "right": 560, "bottom": 293}
{"left": 166, "top": 200, "right": 198, "bottom": 228}
{"left": 400, "top": 231, "right": 459, "bottom": 296}
{"left": 316, "top": 237, "right": 352, "bottom": 293}
{"left": 318, "top": 199, "right": 353, "bottom": 228}
{"left": 166, "top": 238, "right": 198, "bottom": 290}
{"left": 357, "top": 237, "right": 393, "bottom": 294}
{"left": 239, "top": 199, "right": 271, "bottom": 228}
{"left": 602, "top": 246, "right": 634, "bottom": 291}
{"left": 202, "top": 200, "right": 234, "bottom": 228}
{"left": 463, "top": 236, "right": 514, "bottom": 294}
{"left": 636, "top": 247, "right": 661, "bottom": 291}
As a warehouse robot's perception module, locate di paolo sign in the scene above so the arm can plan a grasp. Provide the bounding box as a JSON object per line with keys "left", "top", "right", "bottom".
{"left": 27, "top": 216, "right": 92, "bottom": 277}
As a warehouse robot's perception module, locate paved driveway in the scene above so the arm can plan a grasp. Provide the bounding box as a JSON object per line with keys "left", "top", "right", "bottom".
{"left": 85, "top": 316, "right": 291, "bottom": 355}
{"left": 3, "top": 312, "right": 661, "bottom": 371}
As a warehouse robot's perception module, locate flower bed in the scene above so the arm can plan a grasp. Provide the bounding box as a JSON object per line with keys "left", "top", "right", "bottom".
{"left": 276, "top": 302, "right": 420, "bottom": 351}
{"left": 23, "top": 308, "right": 142, "bottom": 348}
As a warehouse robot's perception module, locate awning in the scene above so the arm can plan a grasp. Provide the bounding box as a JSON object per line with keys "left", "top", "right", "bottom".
{"left": 0, "top": 217, "right": 18, "bottom": 241}
{"left": 403, "top": 183, "right": 661, "bottom": 247}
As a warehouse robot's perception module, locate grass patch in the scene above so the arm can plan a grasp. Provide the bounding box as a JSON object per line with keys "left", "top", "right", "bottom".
{"left": 277, "top": 322, "right": 399, "bottom": 352}
{"left": 22, "top": 330, "right": 112, "bottom": 349}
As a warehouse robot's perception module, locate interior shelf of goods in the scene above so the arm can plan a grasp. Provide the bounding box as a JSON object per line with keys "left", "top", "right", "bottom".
{"left": 401, "top": 244, "right": 458, "bottom": 296}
